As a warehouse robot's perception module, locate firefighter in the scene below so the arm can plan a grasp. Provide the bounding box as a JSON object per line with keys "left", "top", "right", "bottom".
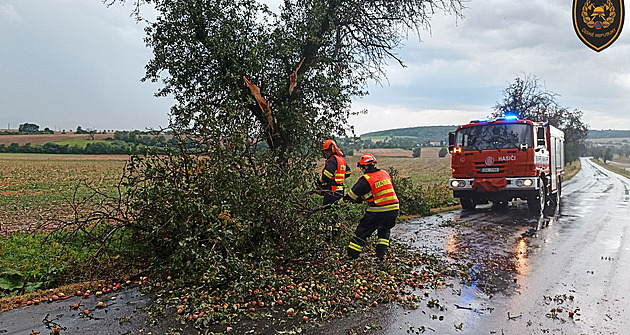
{"left": 337, "top": 153, "right": 399, "bottom": 260}
{"left": 317, "top": 139, "right": 350, "bottom": 206}
{"left": 317, "top": 139, "right": 350, "bottom": 240}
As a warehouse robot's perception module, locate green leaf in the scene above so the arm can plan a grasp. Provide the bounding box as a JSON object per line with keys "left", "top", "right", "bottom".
{"left": 0, "top": 271, "right": 25, "bottom": 291}
{"left": 24, "top": 281, "right": 43, "bottom": 293}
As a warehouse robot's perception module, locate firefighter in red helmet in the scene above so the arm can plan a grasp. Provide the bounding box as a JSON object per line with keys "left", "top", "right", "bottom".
{"left": 317, "top": 139, "right": 351, "bottom": 240}
{"left": 318, "top": 139, "right": 350, "bottom": 205}
{"left": 337, "top": 153, "right": 399, "bottom": 260}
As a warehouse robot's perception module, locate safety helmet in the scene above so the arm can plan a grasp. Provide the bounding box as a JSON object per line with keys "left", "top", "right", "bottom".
{"left": 322, "top": 139, "right": 337, "bottom": 151}
{"left": 322, "top": 139, "right": 343, "bottom": 156}
{"left": 357, "top": 153, "right": 377, "bottom": 167}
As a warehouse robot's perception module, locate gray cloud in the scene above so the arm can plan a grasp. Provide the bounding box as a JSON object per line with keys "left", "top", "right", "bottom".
{"left": 2, "top": 0, "right": 628, "bottom": 135}
{"left": 354, "top": 0, "right": 630, "bottom": 134}
{"left": 0, "top": 1, "right": 171, "bottom": 131}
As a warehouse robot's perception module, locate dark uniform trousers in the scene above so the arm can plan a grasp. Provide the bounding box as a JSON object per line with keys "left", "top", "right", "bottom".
{"left": 348, "top": 209, "right": 399, "bottom": 260}
{"left": 323, "top": 190, "right": 344, "bottom": 240}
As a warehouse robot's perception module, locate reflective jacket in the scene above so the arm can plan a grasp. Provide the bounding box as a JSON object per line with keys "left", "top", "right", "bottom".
{"left": 344, "top": 168, "right": 399, "bottom": 213}
{"left": 363, "top": 170, "right": 399, "bottom": 212}
{"left": 320, "top": 155, "right": 347, "bottom": 193}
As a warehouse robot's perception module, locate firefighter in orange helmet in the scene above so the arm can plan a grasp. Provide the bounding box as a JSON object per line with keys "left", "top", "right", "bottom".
{"left": 338, "top": 153, "right": 399, "bottom": 260}
{"left": 318, "top": 139, "right": 350, "bottom": 205}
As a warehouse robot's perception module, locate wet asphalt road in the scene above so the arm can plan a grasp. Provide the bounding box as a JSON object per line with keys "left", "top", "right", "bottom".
{"left": 2, "top": 157, "right": 629, "bottom": 334}
{"left": 0, "top": 287, "right": 153, "bottom": 335}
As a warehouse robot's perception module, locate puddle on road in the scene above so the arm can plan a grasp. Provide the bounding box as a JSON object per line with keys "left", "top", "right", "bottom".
{"left": 0, "top": 286, "right": 154, "bottom": 335}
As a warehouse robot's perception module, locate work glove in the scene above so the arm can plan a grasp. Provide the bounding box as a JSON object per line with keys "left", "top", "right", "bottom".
{"left": 329, "top": 198, "right": 345, "bottom": 208}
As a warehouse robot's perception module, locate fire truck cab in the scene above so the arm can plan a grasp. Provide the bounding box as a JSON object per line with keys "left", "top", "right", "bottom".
{"left": 447, "top": 116, "right": 564, "bottom": 214}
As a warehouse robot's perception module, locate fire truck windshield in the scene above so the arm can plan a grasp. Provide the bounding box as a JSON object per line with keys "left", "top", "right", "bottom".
{"left": 455, "top": 123, "right": 533, "bottom": 151}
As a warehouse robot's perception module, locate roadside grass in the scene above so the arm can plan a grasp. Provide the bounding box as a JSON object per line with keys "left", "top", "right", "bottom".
{"left": 0, "top": 153, "right": 455, "bottom": 299}
{"left": 0, "top": 226, "right": 142, "bottom": 301}
{"left": 563, "top": 160, "right": 581, "bottom": 181}
{"left": 590, "top": 158, "right": 630, "bottom": 179}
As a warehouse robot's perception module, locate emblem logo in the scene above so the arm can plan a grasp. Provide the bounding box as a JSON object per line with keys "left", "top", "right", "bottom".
{"left": 485, "top": 157, "right": 495, "bottom": 166}
{"left": 573, "top": 0, "right": 625, "bottom": 52}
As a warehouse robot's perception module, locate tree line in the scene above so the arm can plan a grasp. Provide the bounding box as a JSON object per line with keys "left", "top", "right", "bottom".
{"left": 0, "top": 130, "right": 175, "bottom": 155}
{"left": 584, "top": 142, "right": 630, "bottom": 163}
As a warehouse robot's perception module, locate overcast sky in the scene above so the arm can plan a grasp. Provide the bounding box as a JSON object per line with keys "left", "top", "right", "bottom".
{"left": 2, "top": 1, "right": 629, "bottom": 135}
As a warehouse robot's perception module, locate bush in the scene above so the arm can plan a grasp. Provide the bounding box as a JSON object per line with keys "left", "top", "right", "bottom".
{"left": 123, "top": 142, "right": 363, "bottom": 289}
{"left": 387, "top": 167, "right": 431, "bottom": 216}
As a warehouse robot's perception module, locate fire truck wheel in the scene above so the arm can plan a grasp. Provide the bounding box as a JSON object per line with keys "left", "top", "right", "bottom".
{"left": 460, "top": 197, "right": 475, "bottom": 210}
{"left": 527, "top": 178, "right": 547, "bottom": 214}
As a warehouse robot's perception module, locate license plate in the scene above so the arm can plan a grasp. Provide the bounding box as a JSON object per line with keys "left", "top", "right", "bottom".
{"left": 480, "top": 167, "right": 499, "bottom": 173}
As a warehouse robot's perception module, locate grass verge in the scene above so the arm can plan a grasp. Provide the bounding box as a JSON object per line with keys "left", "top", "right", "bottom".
{"left": 563, "top": 159, "right": 581, "bottom": 181}
{"left": 590, "top": 158, "right": 630, "bottom": 179}
{"left": 0, "top": 226, "right": 143, "bottom": 305}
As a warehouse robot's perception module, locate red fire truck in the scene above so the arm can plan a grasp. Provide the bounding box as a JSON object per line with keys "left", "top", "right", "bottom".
{"left": 447, "top": 115, "right": 565, "bottom": 213}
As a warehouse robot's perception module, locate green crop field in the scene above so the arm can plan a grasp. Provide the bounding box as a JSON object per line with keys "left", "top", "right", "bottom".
{"left": 37, "top": 138, "right": 112, "bottom": 148}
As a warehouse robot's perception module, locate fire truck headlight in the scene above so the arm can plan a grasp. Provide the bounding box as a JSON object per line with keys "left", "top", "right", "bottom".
{"left": 450, "top": 180, "right": 466, "bottom": 188}
{"left": 522, "top": 179, "right": 533, "bottom": 187}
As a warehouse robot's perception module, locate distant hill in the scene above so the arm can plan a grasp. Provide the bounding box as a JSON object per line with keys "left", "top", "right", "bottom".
{"left": 361, "top": 125, "right": 455, "bottom": 143}
{"left": 360, "top": 126, "right": 630, "bottom": 142}
{"left": 587, "top": 129, "right": 630, "bottom": 139}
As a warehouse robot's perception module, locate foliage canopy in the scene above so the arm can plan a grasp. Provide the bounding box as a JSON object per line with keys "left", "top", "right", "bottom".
{"left": 139, "top": 0, "right": 464, "bottom": 156}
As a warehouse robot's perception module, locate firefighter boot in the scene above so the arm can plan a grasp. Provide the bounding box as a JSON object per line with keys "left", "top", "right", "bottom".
{"left": 347, "top": 236, "right": 365, "bottom": 260}
{"left": 375, "top": 238, "right": 390, "bottom": 260}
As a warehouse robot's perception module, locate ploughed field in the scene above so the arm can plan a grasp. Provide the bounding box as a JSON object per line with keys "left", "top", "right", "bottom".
{"left": 0, "top": 133, "right": 113, "bottom": 146}
{"left": 0, "top": 154, "right": 128, "bottom": 235}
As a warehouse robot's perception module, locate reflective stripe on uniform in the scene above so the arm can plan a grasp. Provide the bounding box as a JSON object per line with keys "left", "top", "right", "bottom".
{"left": 323, "top": 170, "right": 334, "bottom": 179}
{"left": 366, "top": 203, "right": 400, "bottom": 212}
{"left": 373, "top": 189, "right": 395, "bottom": 198}
{"left": 348, "top": 189, "right": 359, "bottom": 200}
{"left": 348, "top": 242, "right": 363, "bottom": 252}
{"left": 364, "top": 170, "right": 398, "bottom": 208}
{"left": 374, "top": 195, "right": 397, "bottom": 205}
{"left": 377, "top": 238, "right": 390, "bottom": 246}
